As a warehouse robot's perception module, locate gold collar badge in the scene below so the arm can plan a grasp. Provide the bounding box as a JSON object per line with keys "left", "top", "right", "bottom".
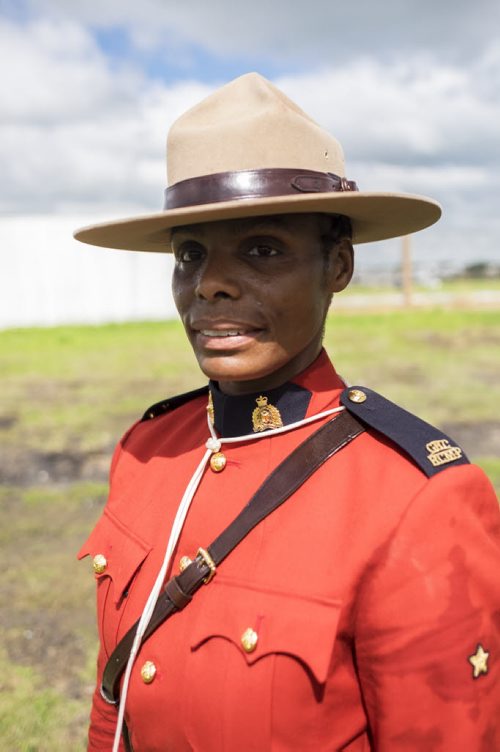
{"left": 252, "top": 395, "right": 283, "bottom": 432}
{"left": 207, "top": 393, "right": 215, "bottom": 426}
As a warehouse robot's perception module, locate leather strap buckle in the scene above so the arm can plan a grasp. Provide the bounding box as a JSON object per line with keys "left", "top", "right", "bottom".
{"left": 100, "top": 683, "right": 119, "bottom": 706}
{"left": 197, "top": 547, "right": 216, "bottom": 584}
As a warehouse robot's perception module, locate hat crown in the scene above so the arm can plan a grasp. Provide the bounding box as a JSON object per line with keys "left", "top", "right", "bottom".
{"left": 167, "top": 72, "right": 345, "bottom": 186}
{"left": 74, "top": 71, "right": 442, "bottom": 252}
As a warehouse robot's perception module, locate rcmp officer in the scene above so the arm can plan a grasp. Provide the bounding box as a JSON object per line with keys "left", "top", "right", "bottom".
{"left": 75, "top": 74, "right": 500, "bottom": 751}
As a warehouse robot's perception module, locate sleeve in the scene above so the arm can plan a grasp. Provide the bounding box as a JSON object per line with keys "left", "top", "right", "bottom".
{"left": 354, "top": 464, "right": 500, "bottom": 751}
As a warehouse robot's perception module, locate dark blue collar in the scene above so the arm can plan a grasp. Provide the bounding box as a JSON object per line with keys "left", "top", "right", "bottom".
{"left": 208, "top": 380, "right": 312, "bottom": 438}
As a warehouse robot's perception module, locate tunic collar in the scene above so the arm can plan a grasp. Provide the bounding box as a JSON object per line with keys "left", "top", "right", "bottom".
{"left": 208, "top": 349, "right": 345, "bottom": 438}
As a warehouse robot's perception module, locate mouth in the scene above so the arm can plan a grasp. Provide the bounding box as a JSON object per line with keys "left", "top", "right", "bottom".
{"left": 191, "top": 321, "right": 265, "bottom": 351}
{"left": 199, "top": 329, "right": 247, "bottom": 338}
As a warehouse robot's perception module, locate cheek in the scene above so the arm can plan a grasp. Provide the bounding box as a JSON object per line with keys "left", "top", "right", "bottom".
{"left": 171, "top": 273, "right": 189, "bottom": 316}
{"left": 272, "top": 281, "right": 328, "bottom": 340}
{"left": 171, "top": 270, "right": 180, "bottom": 301}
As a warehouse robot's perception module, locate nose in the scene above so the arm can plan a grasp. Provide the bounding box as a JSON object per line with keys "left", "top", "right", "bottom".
{"left": 195, "top": 253, "right": 242, "bottom": 301}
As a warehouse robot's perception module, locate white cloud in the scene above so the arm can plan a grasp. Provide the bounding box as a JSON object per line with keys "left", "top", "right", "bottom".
{"left": 0, "top": 11, "right": 498, "bottom": 270}
{"left": 0, "top": 18, "right": 132, "bottom": 124}
{"left": 276, "top": 54, "right": 500, "bottom": 168}
{"left": 16, "top": 0, "right": 500, "bottom": 66}
{"left": 0, "top": 17, "right": 212, "bottom": 212}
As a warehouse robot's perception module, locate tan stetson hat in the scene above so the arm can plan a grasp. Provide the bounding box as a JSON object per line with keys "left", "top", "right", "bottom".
{"left": 74, "top": 72, "right": 441, "bottom": 252}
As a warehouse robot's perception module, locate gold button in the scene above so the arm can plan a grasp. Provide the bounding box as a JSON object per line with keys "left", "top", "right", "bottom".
{"left": 140, "top": 660, "right": 157, "bottom": 684}
{"left": 179, "top": 555, "right": 192, "bottom": 572}
{"left": 240, "top": 627, "right": 258, "bottom": 653}
{"left": 210, "top": 452, "right": 227, "bottom": 472}
{"left": 348, "top": 388, "right": 367, "bottom": 404}
{"left": 92, "top": 554, "right": 107, "bottom": 574}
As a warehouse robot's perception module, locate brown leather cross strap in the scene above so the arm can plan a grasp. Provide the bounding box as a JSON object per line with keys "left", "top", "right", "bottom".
{"left": 164, "top": 167, "right": 359, "bottom": 209}
{"left": 101, "top": 409, "right": 365, "bottom": 706}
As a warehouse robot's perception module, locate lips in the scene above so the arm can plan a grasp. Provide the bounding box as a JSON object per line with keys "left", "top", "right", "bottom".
{"left": 190, "top": 319, "right": 265, "bottom": 350}
{"left": 191, "top": 318, "right": 264, "bottom": 335}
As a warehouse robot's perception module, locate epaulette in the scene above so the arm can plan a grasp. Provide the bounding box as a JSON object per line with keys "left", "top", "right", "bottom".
{"left": 141, "top": 386, "right": 209, "bottom": 421}
{"left": 340, "top": 386, "right": 469, "bottom": 478}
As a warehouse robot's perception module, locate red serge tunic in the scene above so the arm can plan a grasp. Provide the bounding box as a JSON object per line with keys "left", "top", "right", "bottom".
{"left": 79, "top": 351, "right": 500, "bottom": 751}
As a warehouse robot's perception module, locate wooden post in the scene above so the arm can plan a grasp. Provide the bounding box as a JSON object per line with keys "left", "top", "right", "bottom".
{"left": 401, "top": 235, "right": 413, "bottom": 308}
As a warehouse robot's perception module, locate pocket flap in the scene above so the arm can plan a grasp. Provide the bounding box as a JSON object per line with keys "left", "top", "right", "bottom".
{"left": 191, "top": 579, "right": 342, "bottom": 684}
{"left": 78, "top": 508, "right": 151, "bottom": 604}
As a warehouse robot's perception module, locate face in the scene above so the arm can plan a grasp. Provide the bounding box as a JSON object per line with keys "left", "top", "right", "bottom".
{"left": 171, "top": 213, "right": 353, "bottom": 395}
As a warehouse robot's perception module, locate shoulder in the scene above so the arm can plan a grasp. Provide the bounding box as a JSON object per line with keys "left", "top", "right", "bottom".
{"left": 340, "top": 386, "right": 469, "bottom": 478}
{"left": 140, "top": 385, "right": 209, "bottom": 422}
{"left": 111, "top": 385, "right": 209, "bottom": 472}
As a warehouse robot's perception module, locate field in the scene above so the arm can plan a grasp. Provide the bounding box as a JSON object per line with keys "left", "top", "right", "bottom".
{"left": 1, "top": 309, "right": 499, "bottom": 750}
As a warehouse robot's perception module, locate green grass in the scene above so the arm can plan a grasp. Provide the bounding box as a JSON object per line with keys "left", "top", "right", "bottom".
{"left": 0, "top": 320, "right": 200, "bottom": 453}
{"left": 0, "top": 650, "right": 90, "bottom": 752}
{"left": 324, "top": 308, "right": 500, "bottom": 424}
{"left": 475, "top": 458, "right": 500, "bottom": 492}
{"left": 0, "top": 483, "right": 104, "bottom": 751}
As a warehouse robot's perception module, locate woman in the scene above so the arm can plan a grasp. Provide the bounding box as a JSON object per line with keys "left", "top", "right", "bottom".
{"left": 76, "top": 73, "right": 499, "bottom": 751}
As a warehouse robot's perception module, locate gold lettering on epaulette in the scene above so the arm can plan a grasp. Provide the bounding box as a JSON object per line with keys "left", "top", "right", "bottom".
{"left": 426, "top": 439, "right": 463, "bottom": 467}
{"left": 252, "top": 396, "right": 283, "bottom": 432}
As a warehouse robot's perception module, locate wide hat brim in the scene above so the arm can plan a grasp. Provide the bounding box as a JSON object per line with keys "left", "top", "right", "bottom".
{"left": 74, "top": 191, "right": 441, "bottom": 252}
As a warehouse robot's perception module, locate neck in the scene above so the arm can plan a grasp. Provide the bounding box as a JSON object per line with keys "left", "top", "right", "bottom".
{"left": 217, "top": 339, "right": 323, "bottom": 396}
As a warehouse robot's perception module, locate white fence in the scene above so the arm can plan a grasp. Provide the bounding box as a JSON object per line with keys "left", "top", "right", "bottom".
{"left": 0, "top": 215, "right": 178, "bottom": 329}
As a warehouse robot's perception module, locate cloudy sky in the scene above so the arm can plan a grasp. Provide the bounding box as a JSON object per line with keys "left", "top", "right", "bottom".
{"left": 1, "top": 0, "right": 499, "bottom": 284}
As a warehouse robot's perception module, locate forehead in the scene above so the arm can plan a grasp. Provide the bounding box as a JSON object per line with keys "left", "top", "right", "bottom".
{"left": 171, "top": 213, "right": 325, "bottom": 239}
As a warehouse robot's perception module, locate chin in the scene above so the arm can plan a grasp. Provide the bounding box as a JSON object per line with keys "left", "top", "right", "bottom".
{"left": 197, "top": 353, "right": 279, "bottom": 384}
{"left": 199, "top": 362, "right": 264, "bottom": 384}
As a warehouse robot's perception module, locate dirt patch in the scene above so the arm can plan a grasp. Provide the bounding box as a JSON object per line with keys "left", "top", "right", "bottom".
{"left": 3, "top": 608, "right": 94, "bottom": 700}
{"left": 0, "top": 414, "right": 17, "bottom": 429}
{"left": 421, "top": 330, "right": 500, "bottom": 347}
{"left": 0, "top": 448, "right": 112, "bottom": 485}
{"left": 441, "top": 422, "right": 500, "bottom": 458}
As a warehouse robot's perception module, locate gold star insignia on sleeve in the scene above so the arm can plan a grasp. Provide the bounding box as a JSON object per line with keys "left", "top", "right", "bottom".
{"left": 468, "top": 644, "right": 489, "bottom": 679}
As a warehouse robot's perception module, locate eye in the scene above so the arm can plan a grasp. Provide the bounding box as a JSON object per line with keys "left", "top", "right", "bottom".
{"left": 174, "top": 241, "right": 205, "bottom": 263}
{"left": 247, "top": 244, "right": 280, "bottom": 258}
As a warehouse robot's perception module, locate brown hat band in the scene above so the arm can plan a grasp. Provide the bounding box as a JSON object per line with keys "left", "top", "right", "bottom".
{"left": 164, "top": 168, "right": 359, "bottom": 210}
